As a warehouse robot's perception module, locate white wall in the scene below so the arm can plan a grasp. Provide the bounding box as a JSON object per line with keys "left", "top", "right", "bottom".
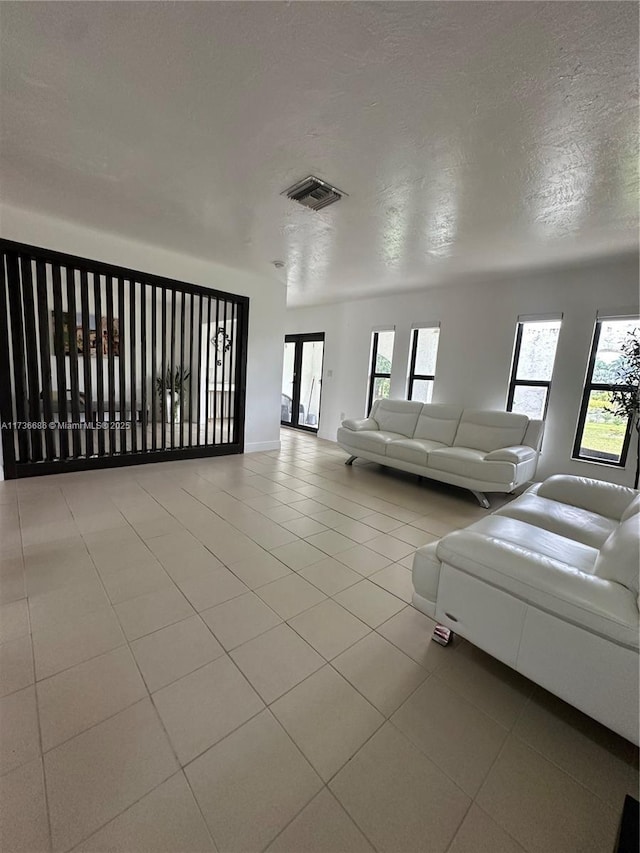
{"left": 286, "top": 254, "right": 640, "bottom": 486}
{"left": 1, "top": 204, "right": 286, "bottom": 460}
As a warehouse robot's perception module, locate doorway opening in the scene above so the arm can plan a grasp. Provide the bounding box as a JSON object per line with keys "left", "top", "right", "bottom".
{"left": 281, "top": 333, "right": 324, "bottom": 432}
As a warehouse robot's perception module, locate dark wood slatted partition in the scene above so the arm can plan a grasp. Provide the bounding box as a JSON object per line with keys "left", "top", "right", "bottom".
{"left": 0, "top": 240, "right": 249, "bottom": 479}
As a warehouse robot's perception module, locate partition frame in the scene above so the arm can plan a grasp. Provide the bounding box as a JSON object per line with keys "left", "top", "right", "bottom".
{"left": 0, "top": 239, "right": 249, "bottom": 479}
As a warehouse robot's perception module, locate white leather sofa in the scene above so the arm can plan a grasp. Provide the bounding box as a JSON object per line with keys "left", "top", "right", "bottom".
{"left": 412, "top": 474, "right": 640, "bottom": 744}
{"left": 337, "top": 399, "right": 543, "bottom": 507}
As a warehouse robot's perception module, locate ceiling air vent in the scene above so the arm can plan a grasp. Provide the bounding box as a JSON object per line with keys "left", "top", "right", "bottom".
{"left": 283, "top": 176, "right": 345, "bottom": 211}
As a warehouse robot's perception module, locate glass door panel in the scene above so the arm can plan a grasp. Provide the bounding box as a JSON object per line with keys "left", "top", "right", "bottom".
{"left": 281, "top": 341, "right": 296, "bottom": 424}
{"left": 299, "top": 340, "right": 324, "bottom": 428}
{"left": 281, "top": 334, "right": 324, "bottom": 431}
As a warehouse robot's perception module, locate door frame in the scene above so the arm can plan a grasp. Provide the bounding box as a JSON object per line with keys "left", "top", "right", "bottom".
{"left": 281, "top": 332, "right": 325, "bottom": 433}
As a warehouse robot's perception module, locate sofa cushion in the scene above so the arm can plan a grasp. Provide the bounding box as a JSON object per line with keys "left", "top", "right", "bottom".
{"left": 342, "top": 416, "right": 379, "bottom": 431}
{"left": 386, "top": 438, "right": 446, "bottom": 467}
{"left": 336, "top": 426, "right": 407, "bottom": 454}
{"left": 459, "top": 515, "right": 599, "bottom": 574}
{"left": 436, "top": 527, "right": 639, "bottom": 648}
{"left": 372, "top": 399, "right": 423, "bottom": 437}
{"left": 522, "top": 419, "right": 544, "bottom": 451}
{"left": 413, "top": 404, "right": 463, "bottom": 445}
{"left": 485, "top": 445, "right": 536, "bottom": 464}
{"left": 594, "top": 517, "right": 640, "bottom": 595}
{"left": 535, "top": 474, "right": 638, "bottom": 522}
{"left": 453, "top": 410, "right": 528, "bottom": 453}
{"left": 496, "top": 491, "right": 618, "bottom": 550}
{"left": 428, "top": 446, "right": 515, "bottom": 485}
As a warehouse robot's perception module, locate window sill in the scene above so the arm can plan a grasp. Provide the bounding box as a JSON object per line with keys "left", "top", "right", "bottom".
{"left": 571, "top": 455, "right": 626, "bottom": 470}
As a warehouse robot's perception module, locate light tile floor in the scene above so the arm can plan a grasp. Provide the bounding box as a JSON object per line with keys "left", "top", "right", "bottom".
{"left": 0, "top": 429, "right": 637, "bottom": 852}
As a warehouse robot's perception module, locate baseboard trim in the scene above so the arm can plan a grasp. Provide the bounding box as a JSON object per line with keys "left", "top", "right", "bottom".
{"left": 245, "top": 440, "right": 281, "bottom": 454}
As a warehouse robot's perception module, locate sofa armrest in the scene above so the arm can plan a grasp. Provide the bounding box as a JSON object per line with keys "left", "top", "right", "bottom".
{"left": 485, "top": 445, "right": 537, "bottom": 464}
{"left": 523, "top": 419, "right": 544, "bottom": 451}
{"left": 537, "top": 474, "right": 638, "bottom": 521}
{"left": 342, "top": 417, "right": 379, "bottom": 431}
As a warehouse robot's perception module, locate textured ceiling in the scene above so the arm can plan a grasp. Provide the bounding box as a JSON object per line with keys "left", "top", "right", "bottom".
{"left": 1, "top": 2, "right": 638, "bottom": 306}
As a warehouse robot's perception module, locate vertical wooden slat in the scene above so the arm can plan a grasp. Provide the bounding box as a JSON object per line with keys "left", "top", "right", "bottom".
{"left": 231, "top": 302, "right": 239, "bottom": 443}
{"left": 0, "top": 255, "right": 18, "bottom": 478}
{"left": 204, "top": 297, "right": 212, "bottom": 446}
{"left": 179, "top": 289, "right": 186, "bottom": 448}
{"left": 51, "top": 264, "right": 69, "bottom": 460}
{"left": 79, "top": 270, "right": 94, "bottom": 458}
{"left": 169, "top": 289, "right": 176, "bottom": 449}
{"left": 93, "top": 274, "right": 105, "bottom": 456}
{"left": 195, "top": 294, "right": 202, "bottom": 447}
{"left": 130, "top": 279, "right": 137, "bottom": 453}
{"left": 226, "top": 302, "right": 233, "bottom": 444}
{"left": 220, "top": 300, "right": 227, "bottom": 444}
{"left": 221, "top": 299, "right": 228, "bottom": 444}
{"left": 212, "top": 296, "right": 220, "bottom": 445}
{"left": 140, "top": 283, "right": 147, "bottom": 453}
{"left": 227, "top": 301, "right": 234, "bottom": 445}
{"left": 188, "top": 292, "right": 194, "bottom": 447}
{"left": 106, "top": 276, "right": 116, "bottom": 455}
{"left": 117, "top": 277, "right": 127, "bottom": 453}
{"left": 5, "top": 253, "right": 28, "bottom": 463}
{"left": 161, "top": 286, "right": 167, "bottom": 450}
{"left": 65, "top": 267, "right": 82, "bottom": 458}
{"left": 230, "top": 302, "right": 240, "bottom": 444}
{"left": 20, "top": 256, "right": 43, "bottom": 461}
{"left": 151, "top": 284, "right": 157, "bottom": 452}
{"left": 35, "top": 261, "right": 55, "bottom": 461}
{"left": 220, "top": 301, "right": 231, "bottom": 444}
{"left": 235, "top": 298, "right": 248, "bottom": 452}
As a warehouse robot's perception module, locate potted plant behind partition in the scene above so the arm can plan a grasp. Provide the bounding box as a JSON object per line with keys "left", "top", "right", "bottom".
{"left": 156, "top": 366, "right": 191, "bottom": 424}
{"left": 606, "top": 328, "right": 640, "bottom": 488}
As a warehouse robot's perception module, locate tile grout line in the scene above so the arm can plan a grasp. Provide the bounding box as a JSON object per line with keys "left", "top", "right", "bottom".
{"left": 20, "top": 486, "right": 55, "bottom": 853}
{"left": 7, "top": 435, "right": 630, "bottom": 853}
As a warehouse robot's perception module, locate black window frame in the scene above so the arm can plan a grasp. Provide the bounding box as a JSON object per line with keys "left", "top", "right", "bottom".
{"left": 572, "top": 319, "right": 636, "bottom": 467}
{"left": 367, "top": 330, "right": 394, "bottom": 415}
{"left": 407, "top": 326, "right": 440, "bottom": 403}
{"left": 506, "top": 318, "right": 561, "bottom": 420}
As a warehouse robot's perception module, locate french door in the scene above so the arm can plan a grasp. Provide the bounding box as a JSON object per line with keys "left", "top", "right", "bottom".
{"left": 281, "top": 333, "right": 324, "bottom": 432}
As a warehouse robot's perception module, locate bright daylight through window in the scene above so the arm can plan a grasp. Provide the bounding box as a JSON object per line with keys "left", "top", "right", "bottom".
{"left": 574, "top": 317, "right": 639, "bottom": 466}
{"left": 507, "top": 318, "right": 561, "bottom": 420}
{"left": 407, "top": 326, "right": 440, "bottom": 403}
{"left": 367, "top": 329, "right": 395, "bottom": 413}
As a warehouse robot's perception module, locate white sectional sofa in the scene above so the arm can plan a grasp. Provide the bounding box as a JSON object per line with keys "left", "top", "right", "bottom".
{"left": 412, "top": 474, "right": 640, "bottom": 744}
{"left": 337, "top": 399, "right": 543, "bottom": 507}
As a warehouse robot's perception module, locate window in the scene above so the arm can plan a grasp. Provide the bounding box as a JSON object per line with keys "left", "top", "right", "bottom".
{"left": 407, "top": 325, "right": 440, "bottom": 403}
{"left": 573, "top": 316, "right": 639, "bottom": 466}
{"left": 507, "top": 317, "right": 561, "bottom": 420}
{"left": 367, "top": 329, "right": 395, "bottom": 413}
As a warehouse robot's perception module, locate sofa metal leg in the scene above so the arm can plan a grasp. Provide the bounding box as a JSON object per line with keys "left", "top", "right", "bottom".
{"left": 471, "top": 490, "right": 490, "bottom": 509}
{"left": 432, "top": 624, "right": 454, "bottom": 646}
{"left": 345, "top": 455, "right": 357, "bottom": 466}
